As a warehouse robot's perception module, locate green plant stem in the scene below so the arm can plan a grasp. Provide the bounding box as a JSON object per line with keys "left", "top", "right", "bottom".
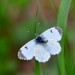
{"left": 57, "top": 0, "right": 72, "bottom": 75}
{"left": 34, "top": 4, "right": 40, "bottom": 75}
{"left": 65, "top": 35, "right": 74, "bottom": 75}
{"left": 35, "top": 60, "right": 40, "bottom": 75}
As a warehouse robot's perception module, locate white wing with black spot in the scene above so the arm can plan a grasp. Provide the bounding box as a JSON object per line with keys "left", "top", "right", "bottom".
{"left": 41, "top": 27, "right": 62, "bottom": 41}
{"left": 18, "top": 39, "right": 36, "bottom": 60}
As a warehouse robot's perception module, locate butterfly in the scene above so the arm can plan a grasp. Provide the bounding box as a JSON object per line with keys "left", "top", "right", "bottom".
{"left": 18, "top": 27, "right": 63, "bottom": 62}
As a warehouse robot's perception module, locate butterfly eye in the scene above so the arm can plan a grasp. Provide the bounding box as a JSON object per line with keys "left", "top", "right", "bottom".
{"left": 25, "top": 46, "right": 28, "bottom": 49}
{"left": 50, "top": 30, "right": 53, "bottom": 33}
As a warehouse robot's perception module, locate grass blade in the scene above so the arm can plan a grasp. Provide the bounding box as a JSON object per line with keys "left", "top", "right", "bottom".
{"left": 57, "top": 0, "right": 72, "bottom": 75}
{"left": 34, "top": 3, "right": 40, "bottom": 75}
{"left": 35, "top": 60, "right": 40, "bottom": 75}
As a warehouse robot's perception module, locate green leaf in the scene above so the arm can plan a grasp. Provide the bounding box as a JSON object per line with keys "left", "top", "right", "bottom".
{"left": 57, "top": 0, "right": 72, "bottom": 75}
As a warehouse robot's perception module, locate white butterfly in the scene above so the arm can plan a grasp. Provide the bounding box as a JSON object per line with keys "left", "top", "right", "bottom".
{"left": 18, "top": 27, "right": 62, "bottom": 62}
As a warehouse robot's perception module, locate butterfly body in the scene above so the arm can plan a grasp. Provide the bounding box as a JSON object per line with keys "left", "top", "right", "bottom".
{"left": 18, "top": 27, "right": 62, "bottom": 62}
{"left": 35, "top": 36, "right": 47, "bottom": 44}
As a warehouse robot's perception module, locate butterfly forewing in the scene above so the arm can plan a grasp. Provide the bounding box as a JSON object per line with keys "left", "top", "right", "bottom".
{"left": 41, "top": 27, "right": 62, "bottom": 41}
{"left": 18, "top": 39, "right": 36, "bottom": 60}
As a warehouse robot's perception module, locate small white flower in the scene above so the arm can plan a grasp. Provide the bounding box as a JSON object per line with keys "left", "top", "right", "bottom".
{"left": 18, "top": 27, "right": 62, "bottom": 62}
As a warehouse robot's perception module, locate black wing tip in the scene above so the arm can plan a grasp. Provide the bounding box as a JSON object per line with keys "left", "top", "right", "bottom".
{"left": 55, "top": 26, "right": 63, "bottom": 35}
{"left": 18, "top": 50, "right": 27, "bottom": 60}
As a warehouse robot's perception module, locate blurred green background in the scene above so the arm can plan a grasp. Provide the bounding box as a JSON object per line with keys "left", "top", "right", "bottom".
{"left": 0, "top": 0, "right": 75, "bottom": 75}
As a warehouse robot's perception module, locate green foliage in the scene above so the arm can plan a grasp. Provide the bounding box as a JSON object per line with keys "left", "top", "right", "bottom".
{"left": 0, "top": 37, "right": 10, "bottom": 59}
{"left": 0, "top": 1, "right": 10, "bottom": 27}
{"left": 12, "top": 18, "right": 53, "bottom": 44}
{"left": 0, "top": 61, "right": 17, "bottom": 75}
{"left": 9, "top": 0, "right": 31, "bottom": 8}
{"left": 12, "top": 19, "right": 36, "bottom": 44}
{"left": 57, "top": 0, "right": 72, "bottom": 75}
{"left": 35, "top": 60, "right": 40, "bottom": 75}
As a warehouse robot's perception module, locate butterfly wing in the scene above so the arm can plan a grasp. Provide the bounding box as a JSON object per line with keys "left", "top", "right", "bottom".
{"left": 41, "top": 27, "right": 62, "bottom": 41}
{"left": 34, "top": 44, "right": 51, "bottom": 62}
{"left": 44, "top": 38, "right": 61, "bottom": 55}
{"left": 18, "top": 39, "right": 36, "bottom": 60}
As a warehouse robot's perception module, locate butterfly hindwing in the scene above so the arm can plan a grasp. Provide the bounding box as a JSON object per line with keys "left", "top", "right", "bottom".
{"left": 34, "top": 44, "right": 51, "bottom": 62}
{"left": 18, "top": 39, "right": 36, "bottom": 60}
{"left": 44, "top": 38, "right": 61, "bottom": 55}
